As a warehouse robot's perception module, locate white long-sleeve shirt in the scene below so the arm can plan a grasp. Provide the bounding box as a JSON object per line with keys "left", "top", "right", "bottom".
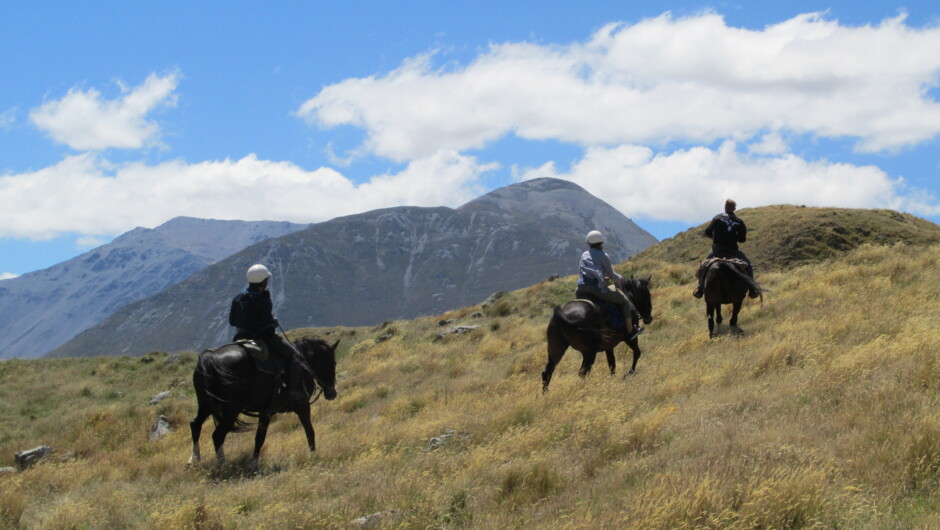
{"left": 577, "top": 248, "right": 622, "bottom": 292}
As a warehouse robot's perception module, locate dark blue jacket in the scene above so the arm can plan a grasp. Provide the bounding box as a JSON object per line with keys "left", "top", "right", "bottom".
{"left": 229, "top": 288, "right": 277, "bottom": 340}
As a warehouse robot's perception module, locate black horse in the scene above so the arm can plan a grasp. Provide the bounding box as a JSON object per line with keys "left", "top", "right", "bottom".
{"left": 188, "top": 336, "right": 338, "bottom": 467}
{"left": 542, "top": 276, "right": 653, "bottom": 392}
{"left": 701, "top": 258, "right": 763, "bottom": 338}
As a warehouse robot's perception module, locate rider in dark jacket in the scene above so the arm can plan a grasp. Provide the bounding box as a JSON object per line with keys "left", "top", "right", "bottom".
{"left": 693, "top": 199, "right": 757, "bottom": 299}
{"left": 230, "top": 264, "right": 306, "bottom": 401}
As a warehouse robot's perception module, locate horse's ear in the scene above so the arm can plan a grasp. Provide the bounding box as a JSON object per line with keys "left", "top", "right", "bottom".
{"left": 646, "top": 274, "right": 652, "bottom": 282}
{"left": 331, "top": 339, "right": 341, "bottom": 351}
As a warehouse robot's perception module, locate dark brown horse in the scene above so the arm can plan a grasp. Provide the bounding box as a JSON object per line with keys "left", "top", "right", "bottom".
{"left": 188, "top": 336, "right": 338, "bottom": 468}
{"left": 701, "top": 258, "right": 762, "bottom": 338}
{"left": 542, "top": 276, "right": 653, "bottom": 392}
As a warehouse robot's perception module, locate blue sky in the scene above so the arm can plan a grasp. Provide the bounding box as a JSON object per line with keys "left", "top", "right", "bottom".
{"left": 2, "top": 1, "right": 940, "bottom": 278}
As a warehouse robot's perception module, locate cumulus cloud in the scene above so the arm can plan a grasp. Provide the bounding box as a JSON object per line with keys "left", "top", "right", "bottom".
{"left": 517, "top": 141, "right": 940, "bottom": 222}
{"left": 30, "top": 72, "right": 179, "bottom": 151}
{"left": 0, "top": 272, "right": 18, "bottom": 281}
{"left": 0, "top": 150, "right": 496, "bottom": 240}
{"left": 297, "top": 12, "right": 940, "bottom": 160}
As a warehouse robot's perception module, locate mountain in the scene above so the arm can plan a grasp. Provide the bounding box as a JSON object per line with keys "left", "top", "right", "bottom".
{"left": 0, "top": 218, "right": 307, "bottom": 359}
{"left": 47, "top": 178, "right": 657, "bottom": 357}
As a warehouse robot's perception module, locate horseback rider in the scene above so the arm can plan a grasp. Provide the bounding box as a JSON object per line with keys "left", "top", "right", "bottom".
{"left": 229, "top": 264, "right": 307, "bottom": 401}
{"left": 693, "top": 199, "right": 758, "bottom": 299}
{"left": 576, "top": 230, "right": 643, "bottom": 340}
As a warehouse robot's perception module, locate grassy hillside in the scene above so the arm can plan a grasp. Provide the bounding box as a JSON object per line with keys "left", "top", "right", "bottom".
{"left": 3, "top": 211, "right": 940, "bottom": 527}
{"left": 633, "top": 205, "right": 940, "bottom": 272}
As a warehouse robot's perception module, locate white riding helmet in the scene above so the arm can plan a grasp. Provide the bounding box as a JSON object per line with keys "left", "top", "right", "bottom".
{"left": 246, "top": 264, "right": 271, "bottom": 284}
{"left": 586, "top": 230, "right": 604, "bottom": 245}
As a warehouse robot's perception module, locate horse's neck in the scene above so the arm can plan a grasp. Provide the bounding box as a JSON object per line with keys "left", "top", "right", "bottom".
{"left": 621, "top": 281, "right": 637, "bottom": 300}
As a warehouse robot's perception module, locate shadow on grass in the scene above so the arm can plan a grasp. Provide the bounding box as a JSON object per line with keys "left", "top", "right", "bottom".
{"left": 190, "top": 453, "right": 287, "bottom": 482}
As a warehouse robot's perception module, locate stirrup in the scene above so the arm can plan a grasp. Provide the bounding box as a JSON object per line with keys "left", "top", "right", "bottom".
{"left": 692, "top": 287, "right": 703, "bottom": 298}
{"left": 627, "top": 326, "right": 644, "bottom": 341}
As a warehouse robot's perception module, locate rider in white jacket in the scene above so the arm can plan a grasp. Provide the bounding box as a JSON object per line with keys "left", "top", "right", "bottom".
{"left": 575, "top": 230, "right": 642, "bottom": 340}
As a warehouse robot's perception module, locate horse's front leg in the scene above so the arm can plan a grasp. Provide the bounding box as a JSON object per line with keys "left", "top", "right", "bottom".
{"left": 578, "top": 351, "right": 598, "bottom": 378}
{"left": 605, "top": 349, "right": 616, "bottom": 375}
{"left": 251, "top": 413, "right": 272, "bottom": 470}
{"left": 295, "top": 404, "right": 317, "bottom": 452}
{"left": 623, "top": 338, "right": 641, "bottom": 377}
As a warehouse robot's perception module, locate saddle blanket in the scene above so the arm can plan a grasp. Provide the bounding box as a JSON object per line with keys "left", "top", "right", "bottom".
{"left": 697, "top": 257, "right": 748, "bottom": 282}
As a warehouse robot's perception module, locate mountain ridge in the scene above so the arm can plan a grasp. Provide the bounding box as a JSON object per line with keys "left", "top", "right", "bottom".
{"left": 48, "top": 178, "right": 657, "bottom": 358}
{"left": 0, "top": 218, "right": 307, "bottom": 359}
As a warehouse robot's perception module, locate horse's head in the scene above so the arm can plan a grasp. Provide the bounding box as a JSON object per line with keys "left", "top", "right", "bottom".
{"left": 294, "top": 337, "right": 339, "bottom": 400}
{"left": 621, "top": 275, "right": 654, "bottom": 325}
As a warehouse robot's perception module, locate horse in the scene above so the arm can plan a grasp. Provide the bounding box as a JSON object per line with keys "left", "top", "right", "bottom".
{"left": 701, "top": 258, "right": 763, "bottom": 338}
{"left": 542, "top": 276, "right": 653, "bottom": 392}
{"left": 188, "top": 336, "right": 338, "bottom": 468}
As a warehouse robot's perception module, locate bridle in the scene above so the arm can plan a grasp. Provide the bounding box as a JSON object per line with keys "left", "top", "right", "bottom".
{"left": 279, "top": 324, "right": 336, "bottom": 404}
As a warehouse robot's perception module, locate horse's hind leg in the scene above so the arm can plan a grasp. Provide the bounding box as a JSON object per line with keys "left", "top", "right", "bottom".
{"left": 605, "top": 349, "right": 616, "bottom": 375}
{"left": 543, "top": 323, "right": 568, "bottom": 392}
{"left": 188, "top": 402, "right": 211, "bottom": 465}
{"left": 707, "top": 304, "right": 716, "bottom": 338}
{"left": 211, "top": 407, "right": 238, "bottom": 464}
{"left": 578, "top": 351, "right": 598, "bottom": 378}
{"left": 730, "top": 300, "right": 744, "bottom": 334}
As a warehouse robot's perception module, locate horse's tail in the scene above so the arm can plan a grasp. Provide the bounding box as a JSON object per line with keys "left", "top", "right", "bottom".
{"left": 717, "top": 261, "right": 764, "bottom": 306}
{"left": 195, "top": 348, "right": 253, "bottom": 429}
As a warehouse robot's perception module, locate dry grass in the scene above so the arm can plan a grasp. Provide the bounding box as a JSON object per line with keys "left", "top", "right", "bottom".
{"left": 2, "top": 242, "right": 940, "bottom": 528}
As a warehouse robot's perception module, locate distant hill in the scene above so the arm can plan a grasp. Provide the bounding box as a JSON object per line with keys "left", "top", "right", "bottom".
{"left": 48, "top": 178, "right": 657, "bottom": 358}
{"left": 0, "top": 218, "right": 307, "bottom": 359}
{"left": 631, "top": 205, "right": 940, "bottom": 272}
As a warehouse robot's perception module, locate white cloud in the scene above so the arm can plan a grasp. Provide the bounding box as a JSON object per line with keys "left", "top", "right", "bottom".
{"left": 0, "top": 150, "right": 496, "bottom": 240}
{"left": 749, "top": 132, "right": 788, "bottom": 155}
{"left": 0, "top": 107, "right": 15, "bottom": 129}
{"left": 29, "top": 72, "right": 179, "bottom": 151}
{"left": 0, "top": 272, "right": 18, "bottom": 281}
{"left": 517, "top": 141, "right": 940, "bottom": 222}
{"left": 297, "top": 12, "right": 940, "bottom": 160}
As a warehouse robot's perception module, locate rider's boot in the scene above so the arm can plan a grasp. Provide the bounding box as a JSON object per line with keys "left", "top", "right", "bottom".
{"left": 624, "top": 309, "right": 643, "bottom": 340}
{"left": 692, "top": 283, "right": 704, "bottom": 298}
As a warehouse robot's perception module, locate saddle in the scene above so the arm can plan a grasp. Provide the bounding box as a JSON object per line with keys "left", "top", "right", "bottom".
{"left": 574, "top": 297, "right": 626, "bottom": 330}
{"left": 234, "top": 339, "right": 284, "bottom": 375}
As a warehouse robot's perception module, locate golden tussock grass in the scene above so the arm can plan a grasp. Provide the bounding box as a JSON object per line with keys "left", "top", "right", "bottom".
{"left": 2, "top": 242, "right": 940, "bottom": 527}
